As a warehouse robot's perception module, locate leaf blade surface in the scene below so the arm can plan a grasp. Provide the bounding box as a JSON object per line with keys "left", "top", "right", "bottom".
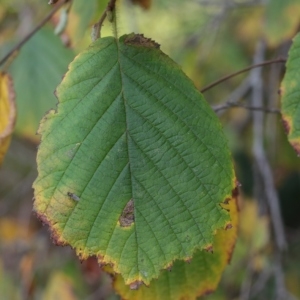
{"left": 33, "top": 34, "right": 236, "bottom": 285}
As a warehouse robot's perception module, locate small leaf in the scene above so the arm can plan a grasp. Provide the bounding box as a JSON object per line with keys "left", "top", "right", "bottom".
{"left": 280, "top": 33, "right": 300, "bottom": 155}
{"left": 0, "top": 73, "right": 15, "bottom": 165}
{"left": 33, "top": 33, "right": 236, "bottom": 285}
{"left": 111, "top": 195, "right": 238, "bottom": 299}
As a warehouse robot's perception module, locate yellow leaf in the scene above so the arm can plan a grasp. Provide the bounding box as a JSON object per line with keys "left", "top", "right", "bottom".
{"left": 0, "top": 73, "right": 16, "bottom": 165}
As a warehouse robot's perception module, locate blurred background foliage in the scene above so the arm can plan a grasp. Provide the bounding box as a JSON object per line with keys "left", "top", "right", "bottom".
{"left": 0, "top": 0, "right": 300, "bottom": 299}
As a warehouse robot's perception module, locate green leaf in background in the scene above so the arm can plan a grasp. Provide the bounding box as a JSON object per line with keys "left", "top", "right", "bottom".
{"left": 9, "top": 27, "right": 74, "bottom": 140}
{"left": 66, "top": 0, "right": 99, "bottom": 49}
{"left": 264, "top": 0, "right": 300, "bottom": 48}
{"left": 281, "top": 33, "right": 300, "bottom": 156}
{"left": 33, "top": 33, "right": 236, "bottom": 286}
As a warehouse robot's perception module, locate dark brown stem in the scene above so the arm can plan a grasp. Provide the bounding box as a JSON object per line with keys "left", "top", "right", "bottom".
{"left": 0, "top": 0, "right": 69, "bottom": 68}
{"left": 92, "top": 0, "right": 117, "bottom": 40}
{"left": 200, "top": 57, "right": 286, "bottom": 93}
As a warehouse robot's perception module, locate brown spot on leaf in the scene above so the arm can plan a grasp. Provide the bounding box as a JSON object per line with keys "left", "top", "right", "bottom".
{"left": 119, "top": 199, "right": 135, "bottom": 227}
{"left": 225, "top": 223, "right": 233, "bottom": 230}
{"left": 129, "top": 281, "right": 143, "bottom": 290}
{"left": 223, "top": 198, "right": 230, "bottom": 205}
{"left": 125, "top": 33, "right": 160, "bottom": 49}
{"left": 278, "top": 88, "right": 282, "bottom": 95}
{"left": 222, "top": 207, "right": 230, "bottom": 212}
{"left": 204, "top": 245, "right": 213, "bottom": 253}
{"left": 282, "top": 118, "right": 291, "bottom": 135}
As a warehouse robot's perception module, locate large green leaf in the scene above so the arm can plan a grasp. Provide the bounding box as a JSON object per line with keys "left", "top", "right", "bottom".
{"left": 33, "top": 33, "right": 236, "bottom": 286}
{"left": 9, "top": 27, "right": 74, "bottom": 139}
{"left": 281, "top": 33, "right": 300, "bottom": 155}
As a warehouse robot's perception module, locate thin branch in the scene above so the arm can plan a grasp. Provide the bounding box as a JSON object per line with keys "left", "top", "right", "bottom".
{"left": 91, "top": 0, "right": 117, "bottom": 41}
{"left": 0, "top": 0, "right": 70, "bottom": 68}
{"left": 200, "top": 57, "right": 286, "bottom": 93}
{"left": 213, "top": 103, "right": 280, "bottom": 113}
{"left": 251, "top": 41, "right": 287, "bottom": 252}
{"left": 214, "top": 76, "right": 251, "bottom": 116}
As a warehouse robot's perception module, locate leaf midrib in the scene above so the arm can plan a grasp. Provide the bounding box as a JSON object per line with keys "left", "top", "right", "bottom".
{"left": 115, "top": 37, "right": 140, "bottom": 273}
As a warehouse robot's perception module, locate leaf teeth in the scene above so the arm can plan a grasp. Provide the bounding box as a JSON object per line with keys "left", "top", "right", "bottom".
{"left": 204, "top": 245, "right": 213, "bottom": 254}
{"left": 184, "top": 258, "right": 192, "bottom": 264}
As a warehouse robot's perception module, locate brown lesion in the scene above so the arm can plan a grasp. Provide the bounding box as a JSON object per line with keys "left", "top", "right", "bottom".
{"left": 124, "top": 33, "right": 160, "bottom": 49}
{"left": 282, "top": 118, "right": 291, "bottom": 135}
{"left": 291, "top": 140, "right": 300, "bottom": 156}
{"left": 119, "top": 199, "right": 135, "bottom": 227}
{"left": 225, "top": 223, "right": 233, "bottom": 230}
{"left": 204, "top": 244, "right": 214, "bottom": 253}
